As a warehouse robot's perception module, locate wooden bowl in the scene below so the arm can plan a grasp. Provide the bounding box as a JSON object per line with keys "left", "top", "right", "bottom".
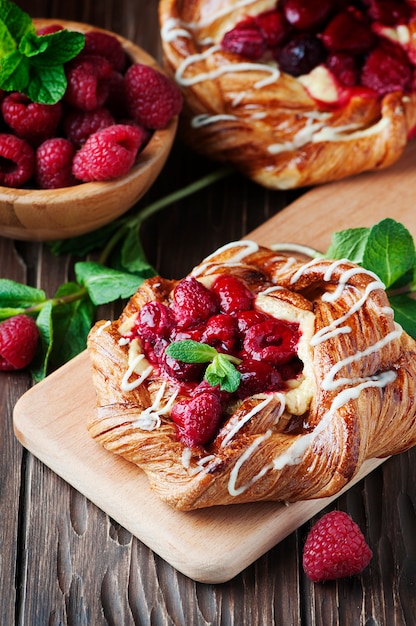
{"left": 0, "top": 20, "right": 178, "bottom": 242}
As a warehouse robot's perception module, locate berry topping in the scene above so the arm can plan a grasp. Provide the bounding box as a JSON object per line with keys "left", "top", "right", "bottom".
{"left": 202, "top": 313, "right": 238, "bottom": 353}
{"left": 283, "top": 0, "right": 332, "bottom": 32}
{"left": 64, "top": 54, "right": 113, "bottom": 111}
{"left": 35, "top": 138, "right": 77, "bottom": 189}
{"left": 219, "top": 1, "right": 416, "bottom": 104}
{"left": 0, "top": 134, "right": 35, "bottom": 187}
{"left": 2, "top": 93, "right": 62, "bottom": 145}
{"left": 243, "top": 319, "right": 300, "bottom": 365}
{"left": 135, "top": 301, "right": 176, "bottom": 341}
{"left": 221, "top": 18, "right": 266, "bottom": 60}
{"left": 171, "top": 387, "right": 223, "bottom": 447}
{"left": 276, "top": 33, "right": 326, "bottom": 76}
{"left": 303, "top": 511, "right": 373, "bottom": 582}
{"left": 0, "top": 315, "right": 39, "bottom": 371}
{"left": 236, "top": 359, "right": 283, "bottom": 398}
{"left": 172, "top": 277, "right": 220, "bottom": 329}
{"left": 124, "top": 63, "right": 183, "bottom": 129}
{"left": 211, "top": 275, "right": 254, "bottom": 314}
{"left": 361, "top": 41, "right": 413, "bottom": 95}
{"left": 72, "top": 123, "right": 144, "bottom": 182}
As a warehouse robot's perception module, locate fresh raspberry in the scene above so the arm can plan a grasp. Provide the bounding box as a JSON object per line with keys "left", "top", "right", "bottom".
{"left": 0, "top": 134, "right": 35, "bottom": 187}
{"left": 361, "top": 42, "right": 413, "bottom": 95}
{"left": 171, "top": 388, "right": 223, "bottom": 447}
{"left": 72, "top": 123, "right": 144, "bottom": 182}
{"left": 2, "top": 92, "right": 62, "bottom": 145}
{"left": 124, "top": 63, "right": 183, "bottom": 129}
{"left": 211, "top": 275, "right": 253, "bottom": 315}
{"left": 236, "top": 359, "right": 283, "bottom": 398}
{"left": 64, "top": 54, "right": 113, "bottom": 111}
{"left": 303, "top": 511, "right": 373, "bottom": 582}
{"left": 82, "top": 30, "right": 127, "bottom": 72}
{"left": 172, "top": 277, "right": 219, "bottom": 329}
{"left": 243, "top": 319, "right": 300, "bottom": 365}
{"left": 0, "top": 315, "right": 39, "bottom": 371}
{"left": 35, "top": 138, "right": 77, "bottom": 189}
{"left": 63, "top": 107, "right": 115, "bottom": 147}
{"left": 221, "top": 18, "right": 266, "bottom": 60}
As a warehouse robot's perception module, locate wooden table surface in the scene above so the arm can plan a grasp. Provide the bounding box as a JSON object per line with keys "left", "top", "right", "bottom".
{"left": 2, "top": 1, "right": 416, "bottom": 624}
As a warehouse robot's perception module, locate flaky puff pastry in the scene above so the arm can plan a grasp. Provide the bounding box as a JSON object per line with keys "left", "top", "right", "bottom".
{"left": 87, "top": 241, "right": 416, "bottom": 510}
{"left": 158, "top": 0, "right": 416, "bottom": 189}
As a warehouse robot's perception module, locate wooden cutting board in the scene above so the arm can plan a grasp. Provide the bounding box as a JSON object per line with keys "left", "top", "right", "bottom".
{"left": 13, "top": 142, "right": 416, "bottom": 584}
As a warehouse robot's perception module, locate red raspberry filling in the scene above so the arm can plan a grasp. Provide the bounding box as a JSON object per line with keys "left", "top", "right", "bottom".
{"left": 220, "top": 0, "right": 416, "bottom": 101}
{"left": 130, "top": 275, "right": 303, "bottom": 447}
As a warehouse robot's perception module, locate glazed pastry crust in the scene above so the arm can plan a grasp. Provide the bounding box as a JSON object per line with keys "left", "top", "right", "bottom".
{"left": 87, "top": 243, "right": 416, "bottom": 510}
{"left": 158, "top": 0, "right": 416, "bottom": 189}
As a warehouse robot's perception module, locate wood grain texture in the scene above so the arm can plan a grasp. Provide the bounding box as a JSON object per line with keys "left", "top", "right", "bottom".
{"left": 2, "top": 0, "right": 416, "bottom": 624}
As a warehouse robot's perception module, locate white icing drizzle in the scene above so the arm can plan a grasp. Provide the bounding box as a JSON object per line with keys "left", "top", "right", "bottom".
{"left": 118, "top": 336, "right": 130, "bottom": 346}
{"left": 228, "top": 430, "right": 274, "bottom": 496}
{"left": 221, "top": 394, "right": 281, "bottom": 448}
{"left": 160, "top": 17, "right": 192, "bottom": 42}
{"left": 120, "top": 352, "right": 153, "bottom": 392}
{"left": 133, "top": 382, "right": 179, "bottom": 431}
{"left": 191, "top": 113, "right": 238, "bottom": 128}
{"left": 96, "top": 320, "right": 111, "bottom": 335}
{"left": 175, "top": 44, "right": 280, "bottom": 89}
{"left": 192, "top": 240, "right": 260, "bottom": 276}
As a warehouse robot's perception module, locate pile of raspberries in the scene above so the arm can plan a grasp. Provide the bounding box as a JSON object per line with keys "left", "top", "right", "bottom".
{"left": 0, "top": 25, "right": 183, "bottom": 189}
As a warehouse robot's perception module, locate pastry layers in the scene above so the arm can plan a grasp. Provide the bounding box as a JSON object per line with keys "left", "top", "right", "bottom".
{"left": 87, "top": 241, "right": 416, "bottom": 510}
{"left": 158, "top": 0, "right": 416, "bottom": 188}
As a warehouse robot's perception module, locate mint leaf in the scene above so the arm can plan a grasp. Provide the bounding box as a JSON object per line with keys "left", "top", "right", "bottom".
{"left": 165, "top": 340, "right": 217, "bottom": 363}
{"left": 30, "top": 300, "right": 53, "bottom": 382}
{"left": 0, "top": 0, "right": 33, "bottom": 47}
{"left": 362, "top": 218, "right": 415, "bottom": 288}
{"left": 325, "top": 227, "right": 369, "bottom": 263}
{"left": 120, "top": 226, "right": 157, "bottom": 276}
{"left": 74, "top": 262, "right": 140, "bottom": 305}
{"left": 27, "top": 29, "right": 85, "bottom": 65}
{"left": 0, "top": 49, "right": 29, "bottom": 90}
{"left": 0, "top": 17, "right": 18, "bottom": 56}
{"left": 389, "top": 294, "right": 416, "bottom": 340}
{"left": 48, "top": 282, "right": 94, "bottom": 368}
{"left": 25, "top": 63, "right": 67, "bottom": 104}
{"left": 205, "top": 354, "right": 241, "bottom": 393}
{"left": 0, "top": 279, "right": 46, "bottom": 308}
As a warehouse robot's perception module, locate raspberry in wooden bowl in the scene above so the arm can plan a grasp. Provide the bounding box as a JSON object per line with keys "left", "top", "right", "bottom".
{"left": 0, "top": 19, "right": 180, "bottom": 242}
{"left": 159, "top": 0, "right": 416, "bottom": 189}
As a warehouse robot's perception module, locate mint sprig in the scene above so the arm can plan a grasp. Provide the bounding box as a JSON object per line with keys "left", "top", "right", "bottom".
{"left": 0, "top": 0, "right": 85, "bottom": 104}
{"left": 165, "top": 340, "right": 241, "bottom": 393}
{"left": 323, "top": 218, "right": 416, "bottom": 339}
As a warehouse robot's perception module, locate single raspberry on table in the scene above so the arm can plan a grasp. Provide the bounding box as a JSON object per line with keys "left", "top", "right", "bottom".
{"left": 0, "top": 315, "right": 39, "bottom": 371}
{"left": 72, "top": 123, "right": 144, "bottom": 182}
{"left": 302, "top": 511, "right": 373, "bottom": 582}
{"left": 63, "top": 107, "right": 115, "bottom": 147}
{"left": 125, "top": 63, "right": 183, "bottom": 129}
{"left": 36, "top": 138, "right": 77, "bottom": 189}
{"left": 64, "top": 54, "right": 113, "bottom": 111}
{"left": 82, "top": 30, "right": 127, "bottom": 72}
{"left": 2, "top": 92, "right": 62, "bottom": 145}
{"left": 0, "top": 134, "right": 35, "bottom": 187}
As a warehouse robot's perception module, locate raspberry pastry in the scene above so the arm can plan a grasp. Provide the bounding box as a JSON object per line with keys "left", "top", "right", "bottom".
{"left": 158, "top": 0, "right": 416, "bottom": 188}
{"left": 87, "top": 241, "right": 416, "bottom": 510}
